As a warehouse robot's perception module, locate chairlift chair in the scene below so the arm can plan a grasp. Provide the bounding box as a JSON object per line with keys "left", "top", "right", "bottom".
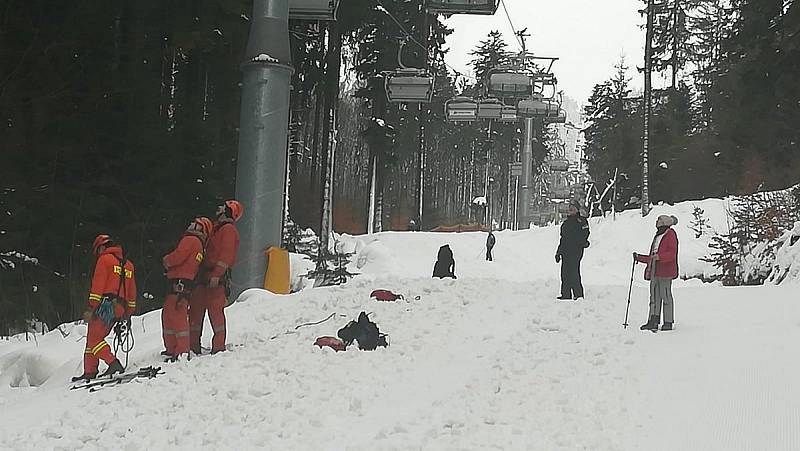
{"left": 289, "top": 0, "right": 339, "bottom": 21}
{"left": 385, "top": 70, "right": 434, "bottom": 103}
{"left": 544, "top": 108, "right": 567, "bottom": 124}
{"left": 445, "top": 96, "right": 479, "bottom": 122}
{"left": 385, "top": 40, "right": 434, "bottom": 104}
{"left": 487, "top": 70, "right": 532, "bottom": 100}
{"left": 499, "top": 105, "right": 518, "bottom": 122}
{"left": 477, "top": 98, "right": 503, "bottom": 120}
{"left": 549, "top": 157, "right": 570, "bottom": 172}
{"left": 427, "top": 0, "right": 499, "bottom": 15}
{"left": 517, "top": 95, "right": 548, "bottom": 118}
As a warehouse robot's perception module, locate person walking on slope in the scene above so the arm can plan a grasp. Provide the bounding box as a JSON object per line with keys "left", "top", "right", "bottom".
{"left": 72, "top": 235, "right": 136, "bottom": 382}
{"left": 189, "top": 200, "right": 242, "bottom": 355}
{"left": 555, "top": 201, "right": 590, "bottom": 300}
{"left": 486, "top": 231, "right": 496, "bottom": 261}
{"left": 634, "top": 215, "right": 679, "bottom": 331}
{"left": 161, "top": 217, "right": 213, "bottom": 361}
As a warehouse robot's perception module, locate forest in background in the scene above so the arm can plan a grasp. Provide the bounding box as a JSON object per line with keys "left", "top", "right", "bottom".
{"left": 1, "top": 0, "right": 798, "bottom": 332}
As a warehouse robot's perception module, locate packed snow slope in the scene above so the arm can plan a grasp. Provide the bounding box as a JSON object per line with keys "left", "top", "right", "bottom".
{"left": 2, "top": 198, "right": 799, "bottom": 451}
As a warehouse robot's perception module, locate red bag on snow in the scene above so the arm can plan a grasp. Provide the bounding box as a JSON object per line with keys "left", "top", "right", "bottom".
{"left": 370, "top": 289, "right": 404, "bottom": 302}
{"left": 314, "top": 336, "right": 346, "bottom": 352}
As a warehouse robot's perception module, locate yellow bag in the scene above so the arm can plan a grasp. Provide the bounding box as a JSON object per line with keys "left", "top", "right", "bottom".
{"left": 263, "top": 247, "right": 290, "bottom": 294}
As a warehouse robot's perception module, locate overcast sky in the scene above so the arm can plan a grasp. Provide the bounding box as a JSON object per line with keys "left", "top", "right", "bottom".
{"left": 442, "top": 0, "right": 646, "bottom": 104}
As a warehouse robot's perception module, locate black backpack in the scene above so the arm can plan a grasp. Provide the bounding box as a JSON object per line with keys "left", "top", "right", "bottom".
{"left": 337, "top": 312, "right": 388, "bottom": 351}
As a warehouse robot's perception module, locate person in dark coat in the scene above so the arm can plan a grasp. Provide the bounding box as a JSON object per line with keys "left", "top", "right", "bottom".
{"left": 555, "top": 201, "right": 590, "bottom": 300}
{"left": 486, "top": 231, "right": 496, "bottom": 261}
{"left": 432, "top": 244, "right": 457, "bottom": 279}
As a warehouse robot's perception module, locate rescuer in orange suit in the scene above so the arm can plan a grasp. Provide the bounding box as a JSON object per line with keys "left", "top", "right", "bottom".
{"left": 160, "top": 217, "right": 213, "bottom": 361}
{"left": 189, "top": 200, "right": 242, "bottom": 355}
{"left": 72, "top": 235, "right": 137, "bottom": 382}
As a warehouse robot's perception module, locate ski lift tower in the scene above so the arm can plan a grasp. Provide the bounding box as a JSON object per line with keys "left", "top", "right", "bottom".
{"left": 232, "top": 0, "right": 294, "bottom": 298}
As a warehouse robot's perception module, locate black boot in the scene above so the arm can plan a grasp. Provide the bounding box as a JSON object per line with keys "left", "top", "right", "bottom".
{"left": 71, "top": 372, "right": 97, "bottom": 382}
{"left": 101, "top": 359, "right": 124, "bottom": 377}
{"left": 640, "top": 315, "right": 659, "bottom": 330}
{"left": 660, "top": 322, "right": 673, "bottom": 331}
{"left": 160, "top": 350, "right": 171, "bottom": 356}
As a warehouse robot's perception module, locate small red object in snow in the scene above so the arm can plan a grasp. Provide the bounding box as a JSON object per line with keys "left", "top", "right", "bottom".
{"left": 370, "top": 289, "right": 404, "bottom": 302}
{"left": 314, "top": 336, "right": 346, "bottom": 352}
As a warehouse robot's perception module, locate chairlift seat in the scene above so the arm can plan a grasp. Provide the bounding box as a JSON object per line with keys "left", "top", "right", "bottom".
{"left": 544, "top": 109, "right": 567, "bottom": 124}
{"left": 289, "top": 0, "right": 339, "bottom": 21}
{"left": 427, "top": 0, "right": 499, "bottom": 15}
{"left": 517, "top": 97, "right": 548, "bottom": 118}
{"left": 385, "top": 70, "right": 434, "bottom": 103}
{"left": 477, "top": 98, "right": 503, "bottom": 120}
{"left": 445, "top": 96, "right": 478, "bottom": 122}
{"left": 499, "top": 105, "right": 518, "bottom": 122}
{"left": 549, "top": 158, "right": 570, "bottom": 172}
{"left": 487, "top": 72, "right": 532, "bottom": 99}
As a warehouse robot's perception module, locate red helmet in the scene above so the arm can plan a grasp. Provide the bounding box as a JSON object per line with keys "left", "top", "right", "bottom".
{"left": 191, "top": 217, "right": 214, "bottom": 238}
{"left": 92, "top": 234, "right": 113, "bottom": 256}
{"left": 223, "top": 200, "right": 243, "bottom": 222}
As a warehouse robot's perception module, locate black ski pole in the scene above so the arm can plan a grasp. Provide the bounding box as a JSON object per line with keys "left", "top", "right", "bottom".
{"left": 623, "top": 257, "right": 636, "bottom": 328}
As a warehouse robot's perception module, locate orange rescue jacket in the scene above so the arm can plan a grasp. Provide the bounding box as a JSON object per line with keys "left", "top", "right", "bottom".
{"left": 164, "top": 234, "right": 204, "bottom": 281}
{"left": 202, "top": 221, "right": 240, "bottom": 281}
{"left": 87, "top": 246, "right": 137, "bottom": 317}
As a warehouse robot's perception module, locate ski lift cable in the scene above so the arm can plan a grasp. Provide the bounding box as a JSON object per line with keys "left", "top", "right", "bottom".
{"left": 500, "top": 0, "right": 525, "bottom": 51}
{"left": 375, "top": 0, "right": 477, "bottom": 81}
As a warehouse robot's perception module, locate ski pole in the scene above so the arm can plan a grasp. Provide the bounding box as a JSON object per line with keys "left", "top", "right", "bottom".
{"left": 623, "top": 257, "right": 636, "bottom": 329}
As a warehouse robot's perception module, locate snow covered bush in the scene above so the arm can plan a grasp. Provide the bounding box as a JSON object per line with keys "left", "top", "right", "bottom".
{"left": 765, "top": 221, "right": 800, "bottom": 284}
{"left": 704, "top": 188, "right": 800, "bottom": 285}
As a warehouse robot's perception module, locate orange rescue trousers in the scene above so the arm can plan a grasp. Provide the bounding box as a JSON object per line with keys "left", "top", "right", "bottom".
{"left": 84, "top": 317, "right": 117, "bottom": 375}
{"left": 161, "top": 294, "right": 190, "bottom": 356}
{"left": 189, "top": 285, "right": 227, "bottom": 353}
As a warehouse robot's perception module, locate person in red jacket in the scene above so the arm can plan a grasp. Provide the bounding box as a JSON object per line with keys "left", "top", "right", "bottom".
{"left": 634, "top": 215, "right": 679, "bottom": 331}
{"left": 72, "top": 235, "right": 137, "bottom": 382}
{"left": 161, "top": 217, "right": 213, "bottom": 361}
{"left": 189, "top": 200, "right": 242, "bottom": 354}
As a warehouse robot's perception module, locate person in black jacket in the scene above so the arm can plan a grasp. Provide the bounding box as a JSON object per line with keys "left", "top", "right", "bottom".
{"left": 555, "top": 201, "right": 590, "bottom": 300}
{"left": 486, "top": 231, "right": 496, "bottom": 261}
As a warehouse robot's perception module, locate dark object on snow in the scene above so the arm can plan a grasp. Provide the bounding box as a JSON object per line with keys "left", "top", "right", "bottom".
{"left": 432, "top": 244, "right": 457, "bottom": 279}
{"left": 314, "top": 336, "right": 346, "bottom": 352}
{"left": 337, "top": 312, "right": 388, "bottom": 351}
{"left": 486, "top": 232, "right": 495, "bottom": 261}
{"left": 660, "top": 322, "right": 673, "bottom": 331}
{"left": 370, "top": 289, "right": 404, "bottom": 302}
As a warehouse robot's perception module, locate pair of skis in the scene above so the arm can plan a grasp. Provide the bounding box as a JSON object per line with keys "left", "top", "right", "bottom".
{"left": 70, "top": 366, "right": 163, "bottom": 392}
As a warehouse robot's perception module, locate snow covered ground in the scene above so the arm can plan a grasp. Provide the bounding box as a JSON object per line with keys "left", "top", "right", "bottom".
{"left": 2, "top": 198, "right": 799, "bottom": 450}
